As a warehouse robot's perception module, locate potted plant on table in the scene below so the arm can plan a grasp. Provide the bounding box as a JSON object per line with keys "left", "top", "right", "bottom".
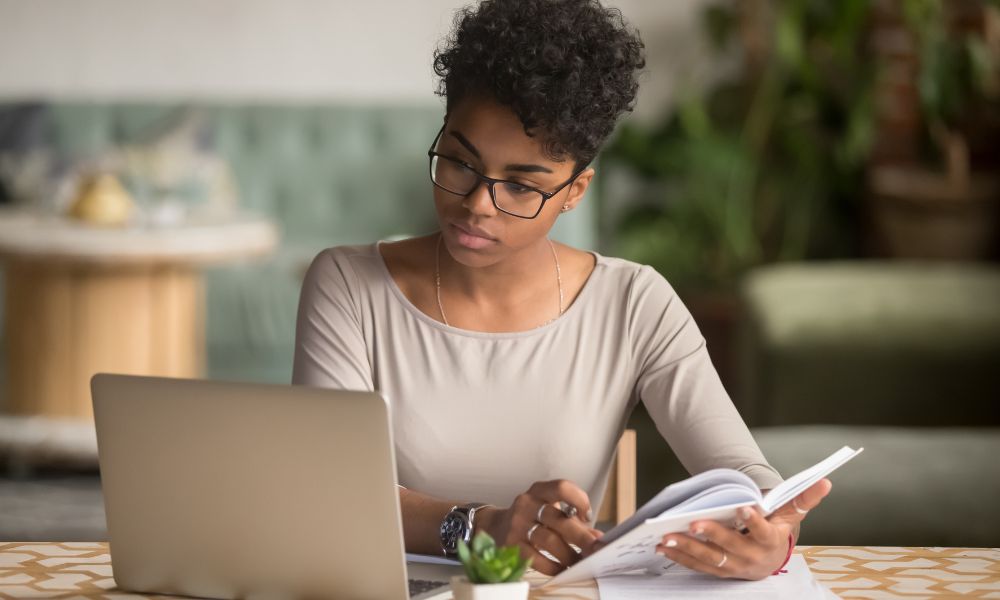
{"left": 451, "top": 532, "right": 532, "bottom": 600}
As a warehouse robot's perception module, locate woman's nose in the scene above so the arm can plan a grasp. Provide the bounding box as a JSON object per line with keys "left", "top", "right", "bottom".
{"left": 461, "top": 180, "right": 499, "bottom": 216}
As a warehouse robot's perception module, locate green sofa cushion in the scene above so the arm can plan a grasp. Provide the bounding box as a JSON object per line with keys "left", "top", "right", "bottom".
{"left": 740, "top": 262, "right": 1000, "bottom": 426}
{"left": 754, "top": 425, "right": 1000, "bottom": 547}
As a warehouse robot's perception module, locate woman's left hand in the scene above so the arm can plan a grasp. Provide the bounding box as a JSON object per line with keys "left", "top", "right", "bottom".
{"left": 655, "top": 478, "right": 832, "bottom": 580}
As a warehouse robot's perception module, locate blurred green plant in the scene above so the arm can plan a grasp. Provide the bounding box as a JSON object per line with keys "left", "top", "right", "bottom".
{"left": 457, "top": 531, "right": 531, "bottom": 584}
{"left": 904, "top": 0, "right": 1000, "bottom": 175}
{"left": 604, "top": 0, "right": 876, "bottom": 290}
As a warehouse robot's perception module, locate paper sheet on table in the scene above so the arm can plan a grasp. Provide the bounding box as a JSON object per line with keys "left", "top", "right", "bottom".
{"left": 596, "top": 555, "right": 840, "bottom": 599}
{"left": 406, "top": 553, "right": 462, "bottom": 566}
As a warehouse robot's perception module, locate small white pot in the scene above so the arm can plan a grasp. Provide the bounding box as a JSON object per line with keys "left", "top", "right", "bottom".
{"left": 449, "top": 575, "right": 529, "bottom": 600}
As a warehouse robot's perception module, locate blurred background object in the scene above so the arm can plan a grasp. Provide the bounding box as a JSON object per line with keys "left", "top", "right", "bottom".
{"left": 0, "top": 0, "right": 998, "bottom": 547}
{"left": 67, "top": 172, "right": 135, "bottom": 226}
{"left": 598, "top": 0, "right": 1000, "bottom": 547}
{"left": 867, "top": 0, "right": 1000, "bottom": 260}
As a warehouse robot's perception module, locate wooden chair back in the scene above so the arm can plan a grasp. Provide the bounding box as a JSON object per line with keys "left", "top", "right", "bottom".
{"left": 595, "top": 429, "right": 636, "bottom": 526}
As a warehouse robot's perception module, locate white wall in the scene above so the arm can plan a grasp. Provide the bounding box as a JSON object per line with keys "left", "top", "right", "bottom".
{"left": 0, "top": 0, "right": 717, "bottom": 122}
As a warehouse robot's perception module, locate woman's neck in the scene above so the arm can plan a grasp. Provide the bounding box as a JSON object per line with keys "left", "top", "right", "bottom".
{"left": 437, "top": 235, "right": 558, "bottom": 307}
{"left": 433, "top": 234, "right": 565, "bottom": 331}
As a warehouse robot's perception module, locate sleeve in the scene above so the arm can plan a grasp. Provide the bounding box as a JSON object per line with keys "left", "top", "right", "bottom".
{"left": 291, "top": 248, "right": 375, "bottom": 391}
{"left": 628, "top": 265, "right": 783, "bottom": 490}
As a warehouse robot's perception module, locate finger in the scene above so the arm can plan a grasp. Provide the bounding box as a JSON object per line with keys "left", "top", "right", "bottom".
{"left": 741, "top": 506, "right": 781, "bottom": 546}
{"left": 529, "top": 480, "right": 593, "bottom": 523}
{"left": 689, "top": 518, "right": 755, "bottom": 557}
{"left": 658, "top": 534, "right": 741, "bottom": 572}
{"left": 659, "top": 546, "right": 726, "bottom": 578}
{"left": 656, "top": 537, "right": 737, "bottom": 579}
{"left": 796, "top": 478, "right": 832, "bottom": 511}
{"left": 536, "top": 502, "right": 602, "bottom": 555}
{"left": 528, "top": 524, "right": 580, "bottom": 568}
{"left": 587, "top": 539, "right": 608, "bottom": 556}
{"left": 518, "top": 541, "right": 562, "bottom": 576}
{"left": 773, "top": 479, "right": 832, "bottom": 523}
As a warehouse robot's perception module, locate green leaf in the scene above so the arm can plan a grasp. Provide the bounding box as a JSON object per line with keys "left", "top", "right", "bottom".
{"left": 473, "top": 560, "right": 495, "bottom": 584}
{"left": 471, "top": 531, "right": 494, "bottom": 555}
{"left": 506, "top": 561, "right": 529, "bottom": 583}
{"left": 967, "top": 38, "right": 997, "bottom": 97}
{"left": 775, "top": 4, "right": 804, "bottom": 68}
{"left": 458, "top": 531, "right": 528, "bottom": 583}
{"left": 457, "top": 539, "right": 471, "bottom": 565}
{"left": 499, "top": 546, "right": 519, "bottom": 563}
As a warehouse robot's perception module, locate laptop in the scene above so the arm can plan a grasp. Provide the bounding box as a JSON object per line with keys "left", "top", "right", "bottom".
{"left": 91, "top": 373, "right": 462, "bottom": 599}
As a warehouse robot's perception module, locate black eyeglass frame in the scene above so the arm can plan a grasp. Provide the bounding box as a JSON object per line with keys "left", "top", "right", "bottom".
{"left": 426, "top": 124, "right": 588, "bottom": 220}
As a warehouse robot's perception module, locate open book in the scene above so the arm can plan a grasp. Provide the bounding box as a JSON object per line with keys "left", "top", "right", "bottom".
{"left": 544, "top": 446, "right": 863, "bottom": 587}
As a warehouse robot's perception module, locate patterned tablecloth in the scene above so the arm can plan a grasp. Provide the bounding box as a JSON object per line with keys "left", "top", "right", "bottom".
{"left": 0, "top": 543, "right": 997, "bottom": 599}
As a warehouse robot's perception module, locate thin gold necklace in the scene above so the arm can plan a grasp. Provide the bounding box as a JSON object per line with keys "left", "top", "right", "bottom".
{"left": 435, "top": 232, "right": 564, "bottom": 328}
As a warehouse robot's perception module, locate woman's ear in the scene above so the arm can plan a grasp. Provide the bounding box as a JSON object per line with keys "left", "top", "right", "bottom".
{"left": 560, "top": 167, "right": 595, "bottom": 213}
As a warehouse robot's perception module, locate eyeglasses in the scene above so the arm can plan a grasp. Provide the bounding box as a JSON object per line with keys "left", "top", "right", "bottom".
{"left": 427, "top": 125, "right": 585, "bottom": 219}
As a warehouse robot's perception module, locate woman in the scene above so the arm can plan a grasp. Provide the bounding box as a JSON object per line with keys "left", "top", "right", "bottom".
{"left": 293, "top": 0, "right": 831, "bottom": 580}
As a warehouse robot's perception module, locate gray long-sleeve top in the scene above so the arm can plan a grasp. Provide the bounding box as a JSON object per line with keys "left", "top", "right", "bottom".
{"left": 292, "top": 243, "right": 783, "bottom": 511}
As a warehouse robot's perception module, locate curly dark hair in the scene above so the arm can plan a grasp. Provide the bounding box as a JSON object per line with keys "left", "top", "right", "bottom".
{"left": 433, "top": 0, "right": 645, "bottom": 167}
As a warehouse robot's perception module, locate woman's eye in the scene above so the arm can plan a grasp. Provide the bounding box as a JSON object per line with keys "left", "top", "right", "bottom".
{"left": 507, "top": 183, "right": 533, "bottom": 195}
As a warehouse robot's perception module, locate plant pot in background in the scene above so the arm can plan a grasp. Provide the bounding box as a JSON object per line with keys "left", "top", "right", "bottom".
{"left": 450, "top": 576, "right": 529, "bottom": 600}
{"left": 867, "top": 165, "right": 1000, "bottom": 260}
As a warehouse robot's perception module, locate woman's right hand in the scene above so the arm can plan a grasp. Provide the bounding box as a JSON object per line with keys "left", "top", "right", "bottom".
{"left": 476, "top": 479, "right": 605, "bottom": 575}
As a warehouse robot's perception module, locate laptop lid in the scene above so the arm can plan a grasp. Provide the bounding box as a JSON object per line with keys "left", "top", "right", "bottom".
{"left": 92, "top": 373, "right": 412, "bottom": 599}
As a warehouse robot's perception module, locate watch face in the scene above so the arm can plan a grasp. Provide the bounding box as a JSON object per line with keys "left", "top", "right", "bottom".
{"left": 440, "top": 512, "right": 472, "bottom": 554}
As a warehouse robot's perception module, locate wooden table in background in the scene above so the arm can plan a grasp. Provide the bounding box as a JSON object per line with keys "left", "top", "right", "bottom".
{"left": 0, "top": 543, "right": 996, "bottom": 598}
{"left": 0, "top": 209, "right": 278, "bottom": 421}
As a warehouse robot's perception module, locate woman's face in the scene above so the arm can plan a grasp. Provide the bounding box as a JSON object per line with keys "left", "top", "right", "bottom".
{"left": 431, "top": 95, "right": 593, "bottom": 268}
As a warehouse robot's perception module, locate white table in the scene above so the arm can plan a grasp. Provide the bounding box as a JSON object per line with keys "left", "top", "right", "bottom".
{"left": 0, "top": 543, "right": 997, "bottom": 598}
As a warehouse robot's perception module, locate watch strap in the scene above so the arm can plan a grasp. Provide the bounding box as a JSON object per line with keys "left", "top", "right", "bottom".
{"left": 465, "top": 503, "right": 493, "bottom": 537}
{"left": 440, "top": 502, "right": 493, "bottom": 556}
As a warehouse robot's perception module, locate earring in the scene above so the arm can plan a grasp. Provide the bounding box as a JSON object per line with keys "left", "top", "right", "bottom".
{"left": 561, "top": 205, "right": 571, "bottom": 212}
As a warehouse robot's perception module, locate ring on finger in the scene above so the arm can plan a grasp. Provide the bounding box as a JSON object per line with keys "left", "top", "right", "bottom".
{"left": 536, "top": 504, "right": 547, "bottom": 522}
{"left": 716, "top": 551, "right": 728, "bottom": 568}
{"left": 527, "top": 523, "right": 541, "bottom": 543}
{"left": 791, "top": 498, "right": 809, "bottom": 515}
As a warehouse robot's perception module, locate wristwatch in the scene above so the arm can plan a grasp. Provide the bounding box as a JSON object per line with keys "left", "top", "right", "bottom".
{"left": 439, "top": 503, "right": 491, "bottom": 556}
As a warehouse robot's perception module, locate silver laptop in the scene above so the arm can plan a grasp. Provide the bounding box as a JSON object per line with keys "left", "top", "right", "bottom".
{"left": 91, "top": 374, "right": 462, "bottom": 599}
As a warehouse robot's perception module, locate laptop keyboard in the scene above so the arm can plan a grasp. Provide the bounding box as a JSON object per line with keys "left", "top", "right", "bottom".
{"left": 408, "top": 578, "right": 448, "bottom": 597}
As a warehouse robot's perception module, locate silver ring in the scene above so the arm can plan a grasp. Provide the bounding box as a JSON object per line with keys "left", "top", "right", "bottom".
{"left": 792, "top": 498, "right": 809, "bottom": 515}
{"left": 716, "top": 551, "right": 728, "bottom": 568}
{"left": 536, "top": 504, "right": 547, "bottom": 522}
{"left": 527, "top": 523, "right": 540, "bottom": 543}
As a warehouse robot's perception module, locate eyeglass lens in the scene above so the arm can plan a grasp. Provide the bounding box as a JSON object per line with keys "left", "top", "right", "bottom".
{"left": 431, "top": 155, "right": 543, "bottom": 218}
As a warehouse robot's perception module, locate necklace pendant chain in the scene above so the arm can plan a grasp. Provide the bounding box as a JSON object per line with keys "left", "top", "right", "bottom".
{"left": 435, "top": 232, "right": 564, "bottom": 328}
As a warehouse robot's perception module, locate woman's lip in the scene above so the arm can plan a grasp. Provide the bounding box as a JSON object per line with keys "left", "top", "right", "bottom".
{"left": 450, "top": 223, "right": 497, "bottom": 249}
{"left": 451, "top": 222, "right": 496, "bottom": 241}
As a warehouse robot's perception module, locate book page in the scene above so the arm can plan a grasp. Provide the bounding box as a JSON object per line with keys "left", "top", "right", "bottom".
{"left": 601, "top": 468, "right": 759, "bottom": 544}
{"left": 663, "top": 483, "right": 761, "bottom": 515}
{"left": 761, "top": 446, "right": 863, "bottom": 514}
{"left": 546, "top": 446, "right": 863, "bottom": 588}
{"left": 545, "top": 502, "right": 756, "bottom": 586}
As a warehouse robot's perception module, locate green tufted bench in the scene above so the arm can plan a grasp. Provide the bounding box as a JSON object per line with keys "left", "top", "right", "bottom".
{"left": 740, "top": 261, "right": 1000, "bottom": 545}
{"left": 0, "top": 102, "right": 598, "bottom": 390}
{"left": 754, "top": 425, "right": 1000, "bottom": 547}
